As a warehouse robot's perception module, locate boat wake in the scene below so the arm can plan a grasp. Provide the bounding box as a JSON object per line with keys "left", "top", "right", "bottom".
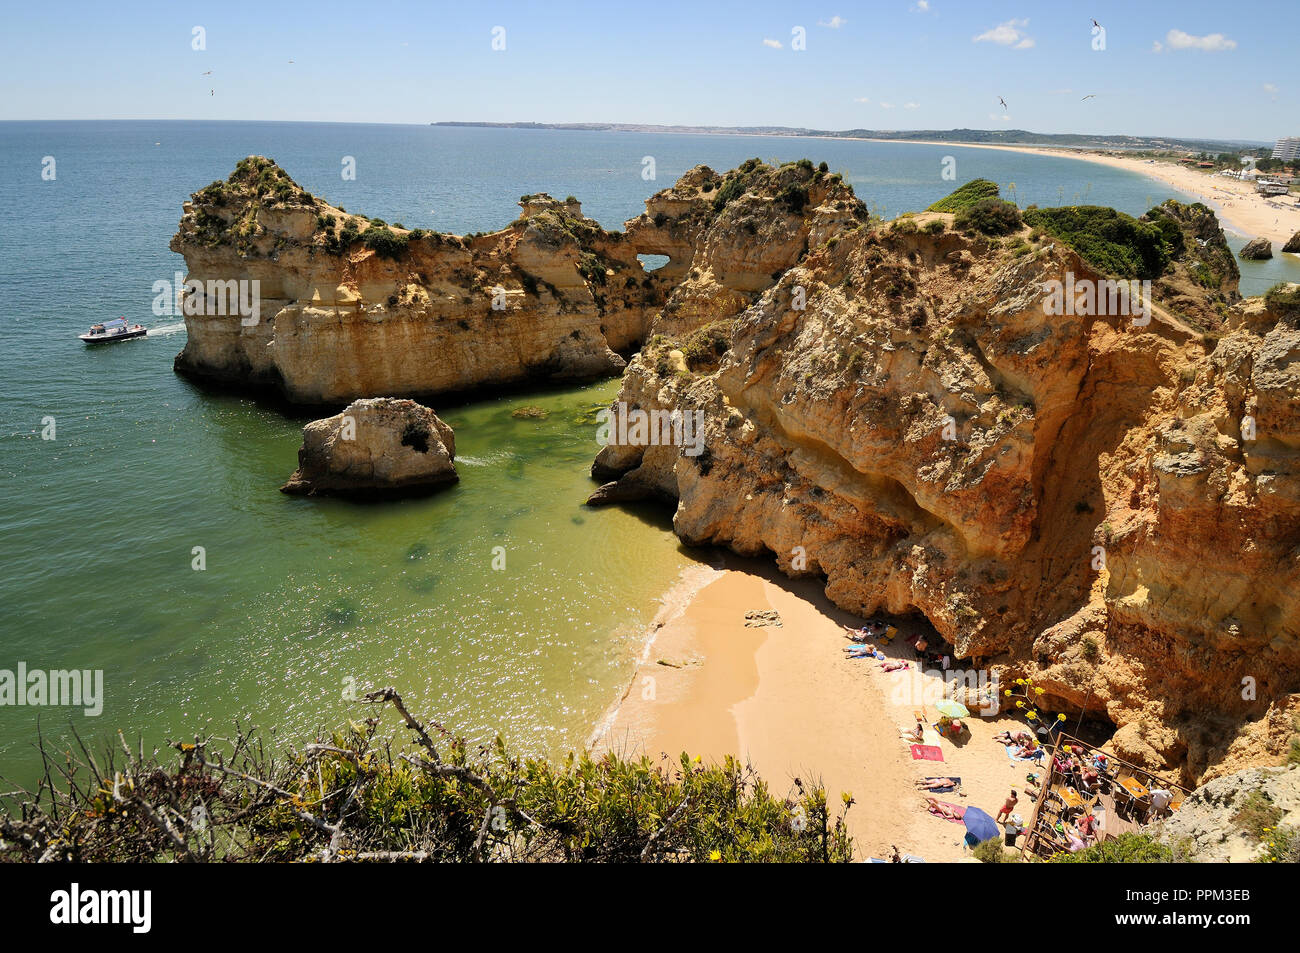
{"left": 146, "top": 322, "right": 186, "bottom": 337}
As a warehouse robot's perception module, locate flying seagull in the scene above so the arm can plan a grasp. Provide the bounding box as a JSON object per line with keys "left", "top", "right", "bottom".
{"left": 201, "top": 70, "right": 212, "bottom": 75}
{"left": 998, "top": 96, "right": 1008, "bottom": 110}
{"left": 210, "top": 89, "right": 214, "bottom": 96}
{"left": 1092, "top": 18, "right": 1101, "bottom": 29}
{"left": 1081, "top": 94, "right": 1096, "bottom": 101}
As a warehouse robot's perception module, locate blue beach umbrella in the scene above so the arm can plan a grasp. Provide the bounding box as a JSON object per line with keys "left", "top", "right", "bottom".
{"left": 963, "top": 807, "right": 1000, "bottom": 845}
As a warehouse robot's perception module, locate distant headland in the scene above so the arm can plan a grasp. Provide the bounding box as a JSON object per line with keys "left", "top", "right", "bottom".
{"left": 431, "top": 122, "right": 1267, "bottom": 154}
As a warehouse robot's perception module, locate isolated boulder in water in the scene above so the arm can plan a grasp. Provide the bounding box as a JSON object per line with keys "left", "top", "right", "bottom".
{"left": 281, "top": 398, "right": 457, "bottom": 498}
{"left": 1283, "top": 231, "right": 1300, "bottom": 254}
{"left": 1239, "top": 237, "right": 1273, "bottom": 260}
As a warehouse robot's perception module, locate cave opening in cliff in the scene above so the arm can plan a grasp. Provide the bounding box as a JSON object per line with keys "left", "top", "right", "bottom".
{"left": 636, "top": 253, "right": 669, "bottom": 272}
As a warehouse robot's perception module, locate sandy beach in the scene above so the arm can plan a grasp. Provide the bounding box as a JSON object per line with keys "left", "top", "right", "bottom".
{"left": 881, "top": 139, "right": 1300, "bottom": 247}
{"left": 593, "top": 557, "right": 1040, "bottom": 862}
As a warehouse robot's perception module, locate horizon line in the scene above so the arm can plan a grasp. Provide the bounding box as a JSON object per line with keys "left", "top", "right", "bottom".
{"left": 0, "top": 117, "right": 1275, "bottom": 147}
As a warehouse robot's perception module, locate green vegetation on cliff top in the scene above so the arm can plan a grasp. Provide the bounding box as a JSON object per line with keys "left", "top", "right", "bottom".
{"left": 927, "top": 179, "right": 1177, "bottom": 279}
{"left": 1023, "top": 206, "right": 1170, "bottom": 280}
{"left": 927, "top": 178, "right": 1001, "bottom": 213}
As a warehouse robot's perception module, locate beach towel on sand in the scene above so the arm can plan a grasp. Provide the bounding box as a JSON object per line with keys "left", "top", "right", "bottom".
{"left": 926, "top": 800, "right": 966, "bottom": 823}
{"left": 911, "top": 744, "right": 944, "bottom": 762}
{"left": 922, "top": 728, "right": 943, "bottom": 747}
{"left": 1005, "top": 744, "right": 1044, "bottom": 762}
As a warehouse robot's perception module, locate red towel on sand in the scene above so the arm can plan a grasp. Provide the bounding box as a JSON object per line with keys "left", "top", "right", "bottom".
{"left": 911, "top": 744, "right": 944, "bottom": 762}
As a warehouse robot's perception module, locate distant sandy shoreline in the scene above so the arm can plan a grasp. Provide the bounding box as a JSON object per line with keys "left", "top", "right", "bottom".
{"left": 861, "top": 139, "right": 1299, "bottom": 247}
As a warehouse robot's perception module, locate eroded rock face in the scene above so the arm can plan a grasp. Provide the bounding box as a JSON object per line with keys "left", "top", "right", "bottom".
{"left": 1283, "top": 231, "right": 1300, "bottom": 254}
{"left": 1240, "top": 237, "right": 1273, "bottom": 260}
{"left": 281, "top": 398, "right": 457, "bottom": 498}
{"left": 593, "top": 194, "right": 1300, "bottom": 783}
{"left": 172, "top": 158, "right": 657, "bottom": 404}
{"left": 1150, "top": 764, "right": 1300, "bottom": 862}
{"left": 171, "top": 156, "right": 860, "bottom": 406}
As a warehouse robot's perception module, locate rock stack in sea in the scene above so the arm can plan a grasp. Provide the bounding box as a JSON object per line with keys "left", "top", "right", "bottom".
{"left": 281, "top": 398, "right": 457, "bottom": 498}
{"left": 1239, "top": 236, "right": 1273, "bottom": 260}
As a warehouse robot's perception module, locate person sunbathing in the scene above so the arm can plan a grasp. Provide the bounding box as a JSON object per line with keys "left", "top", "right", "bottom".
{"left": 924, "top": 797, "right": 962, "bottom": 820}
{"left": 880, "top": 659, "right": 909, "bottom": 672}
{"left": 994, "top": 729, "right": 1033, "bottom": 746}
{"left": 1013, "top": 741, "right": 1039, "bottom": 759}
{"left": 915, "top": 777, "right": 961, "bottom": 790}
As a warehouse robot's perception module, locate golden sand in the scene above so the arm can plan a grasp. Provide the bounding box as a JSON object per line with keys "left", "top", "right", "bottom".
{"left": 593, "top": 557, "right": 1042, "bottom": 861}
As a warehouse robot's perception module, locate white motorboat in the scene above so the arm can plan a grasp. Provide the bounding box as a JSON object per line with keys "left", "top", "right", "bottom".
{"left": 79, "top": 317, "right": 148, "bottom": 344}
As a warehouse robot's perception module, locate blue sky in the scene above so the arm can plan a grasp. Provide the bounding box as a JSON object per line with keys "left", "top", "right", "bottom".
{"left": 0, "top": 0, "right": 1294, "bottom": 141}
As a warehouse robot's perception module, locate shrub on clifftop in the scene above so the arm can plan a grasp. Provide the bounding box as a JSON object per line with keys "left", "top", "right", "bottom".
{"left": 1023, "top": 206, "right": 1170, "bottom": 279}
{"left": 361, "top": 226, "right": 409, "bottom": 260}
{"left": 927, "top": 178, "right": 1002, "bottom": 213}
{"left": 955, "top": 197, "right": 1023, "bottom": 236}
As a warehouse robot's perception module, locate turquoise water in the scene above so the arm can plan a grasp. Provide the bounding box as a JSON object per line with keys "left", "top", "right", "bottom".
{"left": 1, "top": 122, "right": 1297, "bottom": 786}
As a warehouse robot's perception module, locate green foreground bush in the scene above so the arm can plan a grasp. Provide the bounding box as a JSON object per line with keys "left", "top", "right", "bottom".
{"left": 0, "top": 689, "right": 854, "bottom": 863}
{"left": 1050, "top": 833, "right": 1176, "bottom": 863}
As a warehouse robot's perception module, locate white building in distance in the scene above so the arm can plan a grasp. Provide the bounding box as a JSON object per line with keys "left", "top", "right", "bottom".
{"left": 1274, "top": 137, "right": 1300, "bottom": 161}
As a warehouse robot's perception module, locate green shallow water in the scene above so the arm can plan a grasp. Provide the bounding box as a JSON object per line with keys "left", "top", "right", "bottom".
{"left": 0, "top": 377, "right": 699, "bottom": 786}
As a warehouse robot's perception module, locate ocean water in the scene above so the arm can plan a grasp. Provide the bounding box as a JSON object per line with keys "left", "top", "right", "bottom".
{"left": 1, "top": 122, "right": 1297, "bottom": 785}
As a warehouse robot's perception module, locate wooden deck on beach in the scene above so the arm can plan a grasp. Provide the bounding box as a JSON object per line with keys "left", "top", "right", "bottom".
{"left": 1022, "top": 733, "right": 1189, "bottom": 860}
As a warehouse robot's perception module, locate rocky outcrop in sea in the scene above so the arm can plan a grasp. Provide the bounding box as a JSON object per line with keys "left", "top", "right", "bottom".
{"left": 281, "top": 398, "right": 457, "bottom": 498}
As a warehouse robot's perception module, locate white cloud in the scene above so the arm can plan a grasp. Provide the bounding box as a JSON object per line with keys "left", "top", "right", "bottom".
{"left": 1163, "top": 29, "right": 1237, "bottom": 52}
{"left": 818, "top": 15, "right": 846, "bottom": 29}
{"left": 853, "top": 97, "right": 872, "bottom": 103}
{"left": 912, "top": 1, "right": 930, "bottom": 11}
{"left": 762, "top": 38, "right": 783, "bottom": 48}
{"left": 904, "top": 102, "right": 920, "bottom": 109}
{"left": 1151, "top": 40, "right": 1163, "bottom": 53}
{"left": 974, "top": 18, "right": 1034, "bottom": 49}
{"left": 880, "top": 102, "right": 896, "bottom": 109}
{"left": 1264, "top": 83, "right": 1279, "bottom": 96}
{"left": 988, "top": 113, "right": 1012, "bottom": 122}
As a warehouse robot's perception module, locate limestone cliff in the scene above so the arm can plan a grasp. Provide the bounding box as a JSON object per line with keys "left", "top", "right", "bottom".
{"left": 592, "top": 179, "right": 1300, "bottom": 784}
{"left": 172, "top": 158, "right": 658, "bottom": 404}
{"left": 171, "top": 156, "right": 858, "bottom": 406}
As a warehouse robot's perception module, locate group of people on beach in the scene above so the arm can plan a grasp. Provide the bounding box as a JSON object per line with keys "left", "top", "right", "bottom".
{"left": 993, "top": 727, "right": 1041, "bottom": 760}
